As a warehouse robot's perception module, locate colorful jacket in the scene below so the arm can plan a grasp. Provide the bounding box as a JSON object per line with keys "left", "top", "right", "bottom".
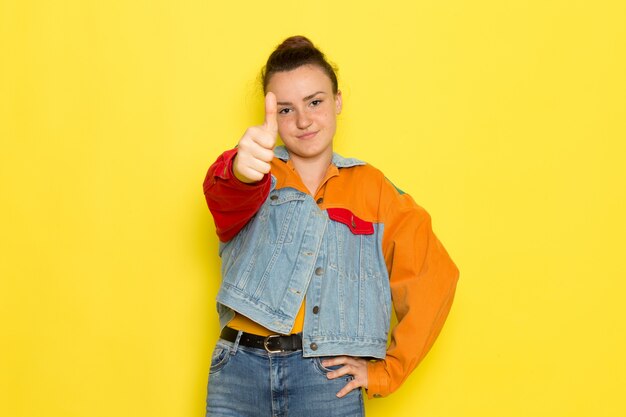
{"left": 203, "top": 145, "right": 459, "bottom": 398}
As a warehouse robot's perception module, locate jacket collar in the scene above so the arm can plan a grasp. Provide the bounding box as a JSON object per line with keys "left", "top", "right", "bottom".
{"left": 274, "top": 145, "right": 366, "bottom": 168}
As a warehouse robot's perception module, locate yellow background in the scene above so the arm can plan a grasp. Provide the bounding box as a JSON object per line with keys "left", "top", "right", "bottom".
{"left": 1, "top": 1, "right": 625, "bottom": 416}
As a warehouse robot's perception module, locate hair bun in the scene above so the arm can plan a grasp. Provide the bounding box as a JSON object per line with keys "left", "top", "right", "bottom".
{"left": 275, "top": 35, "right": 315, "bottom": 51}
{"left": 262, "top": 35, "right": 338, "bottom": 94}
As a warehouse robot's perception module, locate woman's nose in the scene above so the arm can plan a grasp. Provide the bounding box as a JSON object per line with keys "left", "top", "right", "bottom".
{"left": 296, "top": 112, "right": 312, "bottom": 129}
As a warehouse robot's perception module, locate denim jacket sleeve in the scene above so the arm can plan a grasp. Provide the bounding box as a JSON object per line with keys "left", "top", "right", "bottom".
{"left": 366, "top": 182, "right": 459, "bottom": 399}
{"left": 203, "top": 148, "right": 271, "bottom": 242}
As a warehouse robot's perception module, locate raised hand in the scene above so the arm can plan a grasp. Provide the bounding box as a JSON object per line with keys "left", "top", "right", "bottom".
{"left": 233, "top": 92, "right": 278, "bottom": 183}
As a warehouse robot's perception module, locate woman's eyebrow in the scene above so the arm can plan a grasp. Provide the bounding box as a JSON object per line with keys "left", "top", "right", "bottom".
{"left": 277, "top": 91, "right": 326, "bottom": 106}
{"left": 303, "top": 91, "right": 325, "bottom": 101}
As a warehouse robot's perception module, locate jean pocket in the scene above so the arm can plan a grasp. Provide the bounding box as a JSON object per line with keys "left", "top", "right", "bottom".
{"left": 209, "top": 345, "right": 231, "bottom": 375}
{"left": 312, "top": 357, "right": 343, "bottom": 376}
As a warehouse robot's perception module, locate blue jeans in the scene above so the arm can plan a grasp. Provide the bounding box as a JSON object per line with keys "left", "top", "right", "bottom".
{"left": 206, "top": 332, "right": 365, "bottom": 417}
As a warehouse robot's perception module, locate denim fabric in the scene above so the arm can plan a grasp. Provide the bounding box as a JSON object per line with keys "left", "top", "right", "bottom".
{"left": 206, "top": 334, "right": 365, "bottom": 417}
{"left": 215, "top": 147, "right": 392, "bottom": 360}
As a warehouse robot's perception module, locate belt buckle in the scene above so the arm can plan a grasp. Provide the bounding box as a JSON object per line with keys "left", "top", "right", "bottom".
{"left": 263, "top": 334, "right": 283, "bottom": 353}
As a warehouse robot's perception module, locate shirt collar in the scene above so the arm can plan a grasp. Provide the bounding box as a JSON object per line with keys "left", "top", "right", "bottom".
{"left": 273, "top": 145, "right": 366, "bottom": 168}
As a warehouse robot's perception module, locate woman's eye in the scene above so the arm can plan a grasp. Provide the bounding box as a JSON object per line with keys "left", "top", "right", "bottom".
{"left": 310, "top": 99, "right": 322, "bottom": 107}
{"left": 278, "top": 108, "right": 291, "bottom": 114}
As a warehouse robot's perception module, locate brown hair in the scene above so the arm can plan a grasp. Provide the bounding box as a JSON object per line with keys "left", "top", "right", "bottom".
{"left": 262, "top": 36, "right": 338, "bottom": 94}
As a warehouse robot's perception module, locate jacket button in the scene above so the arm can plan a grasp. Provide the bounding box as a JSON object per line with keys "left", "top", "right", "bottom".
{"left": 315, "top": 267, "right": 324, "bottom": 276}
{"left": 316, "top": 197, "right": 323, "bottom": 204}
{"left": 312, "top": 306, "right": 319, "bottom": 314}
{"left": 310, "top": 343, "right": 318, "bottom": 351}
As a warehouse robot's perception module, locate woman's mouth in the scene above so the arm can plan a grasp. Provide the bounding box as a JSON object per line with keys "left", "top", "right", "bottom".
{"left": 297, "top": 131, "right": 318, "bottom": 140}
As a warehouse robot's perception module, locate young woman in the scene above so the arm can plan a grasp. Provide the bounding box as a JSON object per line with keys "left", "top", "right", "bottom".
{"left": 203, "top": 36, "right": 459, "bottom": 417}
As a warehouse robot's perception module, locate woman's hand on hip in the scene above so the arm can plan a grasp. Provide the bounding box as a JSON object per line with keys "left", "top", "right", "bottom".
{"left": 322, "top": 356, "right": 368, "bottom": 398}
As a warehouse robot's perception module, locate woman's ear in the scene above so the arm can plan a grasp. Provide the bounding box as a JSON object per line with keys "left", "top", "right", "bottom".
{"left": 335, "top": 90, "right": 343, "bottom": 115}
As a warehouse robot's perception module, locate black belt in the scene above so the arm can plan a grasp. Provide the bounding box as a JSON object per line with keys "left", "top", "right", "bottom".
{"left": 220, "top": 327, "right": 303, "bottom": 353}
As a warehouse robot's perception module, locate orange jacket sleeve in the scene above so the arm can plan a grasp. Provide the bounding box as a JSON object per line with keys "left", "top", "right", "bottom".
{"left": 366, "top": 183, "right": 459, "bottom": 399}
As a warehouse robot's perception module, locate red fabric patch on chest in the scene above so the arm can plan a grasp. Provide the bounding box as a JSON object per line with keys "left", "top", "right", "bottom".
{"left": 326, "top": 208, "right": 375, "bottom": 235}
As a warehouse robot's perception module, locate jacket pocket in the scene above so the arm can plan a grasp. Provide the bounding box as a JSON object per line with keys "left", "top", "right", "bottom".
{"left": 266, "top": 190, "right": 307, "bottom": 244}
{"left": 327, "top": 208, "right": 374, "bottom": 235}
{"left": 327, "top": 208, "right": 378, "bottom": 281}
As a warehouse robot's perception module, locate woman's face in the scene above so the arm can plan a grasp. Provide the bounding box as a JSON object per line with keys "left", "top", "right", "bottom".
{"left": 266, "top": 65, "right": 342, "bottom": 164}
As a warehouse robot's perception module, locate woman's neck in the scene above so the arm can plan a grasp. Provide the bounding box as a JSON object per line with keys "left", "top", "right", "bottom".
{"left": 290, "top": 152, "right": 333, "bottom": 196}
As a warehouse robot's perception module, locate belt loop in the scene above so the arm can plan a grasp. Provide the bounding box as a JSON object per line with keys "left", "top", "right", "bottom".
{"left": 233, "top": 330, "right": 243, "bottom": 354}
{"left": 226, "top": 328, "right": 242, "bottom": 355}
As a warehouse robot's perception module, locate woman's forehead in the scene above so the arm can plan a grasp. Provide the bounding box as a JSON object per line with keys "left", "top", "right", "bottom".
{"left": 266, "top": 65, "right": 334, "bottom": 99}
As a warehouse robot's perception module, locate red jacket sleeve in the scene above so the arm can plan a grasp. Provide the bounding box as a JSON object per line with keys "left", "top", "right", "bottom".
{"left": 203, "top": 148, "right": 271, "bottom": 242}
